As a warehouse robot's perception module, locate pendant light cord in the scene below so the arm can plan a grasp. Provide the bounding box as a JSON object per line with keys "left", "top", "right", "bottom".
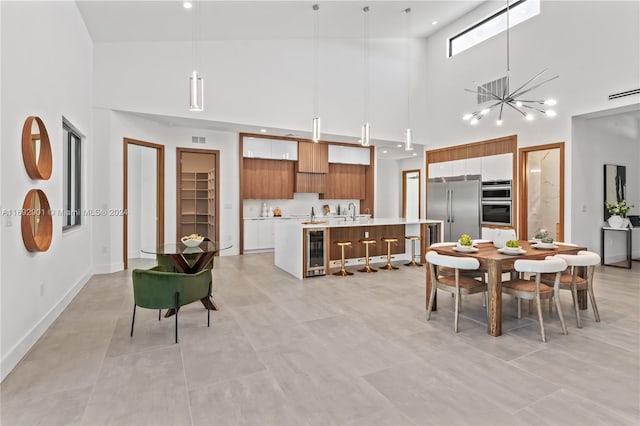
{"left": 313, "top": 4, "right": 319, "bottom": 118}
{"left": 363, "top": 6, "right": 370, "bottom": 123}
{"left": 506, "top": 0, "right": 510, "bottom": 94}
{"left": 405, "top": 8, "right": 411, "bottom": 130}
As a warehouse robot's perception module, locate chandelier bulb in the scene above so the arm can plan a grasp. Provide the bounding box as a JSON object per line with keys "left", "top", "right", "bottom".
{"left": 480, "top": 108, "right": 491, "bottom": 115}
{"left": 470, "top": 117, "right": 479, "bottom": 125}
{"left": 462, "top": 113, "right": 473, "bottom": 121}
{"left": 515, "top": 101, "right": 523, "bottom": 107}
{"left": 525, "top": 113, "right": 534, "bottom": 121}
{"left": 545, "top": 99, "right": 557, "bottom": 106}
{"left": 545, "top": 110, "right": 557, "bottom": 117}
{"left": 496, "top": 119, "right": 503, "bottom": 126}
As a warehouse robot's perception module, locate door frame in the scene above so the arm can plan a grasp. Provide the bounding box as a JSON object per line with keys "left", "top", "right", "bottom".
{"left": 176, "top": 147, "right": 220, "bottom": 247}
{"left": 518, "top": 142, "right": 565, "bottom": 242}
{"left": 123, "top": 138, "right": 165, "bottom": 270}
{"left": 402, "top": 169, "right": 421, "bottom": 218}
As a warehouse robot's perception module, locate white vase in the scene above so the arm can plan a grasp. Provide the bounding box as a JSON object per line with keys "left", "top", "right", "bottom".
{"left": 493, "top": 228, "right": 517, "bottom": 249}
{"left": 608, "top": 215, "right": 624, "bottom": 228}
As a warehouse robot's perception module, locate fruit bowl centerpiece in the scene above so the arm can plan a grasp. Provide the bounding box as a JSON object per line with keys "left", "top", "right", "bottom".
{"left": 181, "top": 234, "right": 204, "bottom": 247}
{"left": 455, "top": 234, "right": 477, "bottom": 252}
{"left": 501, "top": 239, "right": 522, "bottom": 254}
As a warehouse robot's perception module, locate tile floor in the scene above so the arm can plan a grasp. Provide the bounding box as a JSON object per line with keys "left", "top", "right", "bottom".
{"left": 1, "top": 254, "right": 638, "bottom": 425}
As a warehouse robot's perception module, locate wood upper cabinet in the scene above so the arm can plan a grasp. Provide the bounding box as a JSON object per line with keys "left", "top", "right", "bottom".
{"left": 295, "top": 172, "right": 326, "bottom": 193}
{"left": 297, "top": 142, "right": 328, "bottom": 173}
{"left": 324, "top": 163, "right": 366, "bottom": 199}
{"left": 242, "top": 158, "right": 294, "bottom": 199}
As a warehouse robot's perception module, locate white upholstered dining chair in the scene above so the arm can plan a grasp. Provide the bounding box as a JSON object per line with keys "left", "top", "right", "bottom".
{"left": 426, "top": 251, "right": 486, "bottom": 333}
{"left": 543, "top": 251, "right": 601, "bottom": 328}
{"left": 502, "top": 257, "right": 568, "bottom": 342}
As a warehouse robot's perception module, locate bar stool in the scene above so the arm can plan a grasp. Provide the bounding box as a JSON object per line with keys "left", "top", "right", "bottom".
{"left": 380, "top": 237, "right": 399, "bottom": 270}
{"left": 405, "top": 236, "right": 423, "bottom": 267}
{"left": 358, "top": 239, "right": 377, "bottom": 273}
{"left": 333, "top": 241, "right": 353, "bottom": 276}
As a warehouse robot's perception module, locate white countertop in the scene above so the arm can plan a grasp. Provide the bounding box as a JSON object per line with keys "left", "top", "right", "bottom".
{"left": 278, "top": 218, "right": 441, "bottom": 229}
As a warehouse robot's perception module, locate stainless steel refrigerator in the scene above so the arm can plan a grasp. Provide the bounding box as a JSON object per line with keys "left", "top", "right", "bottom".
{"left": 427, "top": 175, "right": 481, "bottom": 241}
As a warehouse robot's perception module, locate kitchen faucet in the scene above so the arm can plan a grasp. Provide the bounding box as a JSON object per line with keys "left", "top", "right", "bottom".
{"left": 348, "top": 202, "right": 356, "bottom": 221}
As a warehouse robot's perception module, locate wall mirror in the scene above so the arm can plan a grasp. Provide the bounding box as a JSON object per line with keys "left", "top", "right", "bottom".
{"left": 604, "top": 164, "right": 626, "bottom": 220}
{"left": 22, "top": 116, "right": 53, "bottom": 180}
{"left": 402, "top": 169, "right": 421, "bottom": 219}
{"left": 21, "top": 189, "right": 53, "bottom": 252}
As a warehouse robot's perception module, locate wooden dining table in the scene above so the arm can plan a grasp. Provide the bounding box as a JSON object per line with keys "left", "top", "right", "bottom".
{"left": 427, "top": 240, "right": 588, "bottom": 337}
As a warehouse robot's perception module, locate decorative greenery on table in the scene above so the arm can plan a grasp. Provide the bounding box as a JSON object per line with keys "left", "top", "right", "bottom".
{"left": 459, "top": 234, "right": 473, "bottom": 246}
{"left": 605, "top": 200, "right": 634, "bottom": 217}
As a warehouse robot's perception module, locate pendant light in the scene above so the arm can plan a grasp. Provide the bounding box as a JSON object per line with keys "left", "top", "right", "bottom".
{"left": 188, "top": 0, "right": 203, "bottom": 111}
{"left": 311, "top": 4, "right": 321, "bottom": 143}
{"left": 404, "top": 8, "right": 413, "bottom": 151}
{"left": 361, "top": 6, "right": 371, "bottom": 146}
{"left": 463, "top": 0, "right": 557, "bottom": 125}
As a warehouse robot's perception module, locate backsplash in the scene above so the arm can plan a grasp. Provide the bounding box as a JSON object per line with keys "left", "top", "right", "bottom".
{"left": 243, "top": 193, "right": 361, "bottom": 218}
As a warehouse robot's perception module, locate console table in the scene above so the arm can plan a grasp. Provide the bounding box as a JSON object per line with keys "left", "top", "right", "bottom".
{"left": 601, "top": 226, "right": 639, "bottom": 269}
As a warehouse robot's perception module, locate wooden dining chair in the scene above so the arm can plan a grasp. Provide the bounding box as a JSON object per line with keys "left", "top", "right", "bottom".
{"left": 429, "top": 242, "right": 487, "bottom": 307}
{"left": 542, "top": 251, "right": 601, "bottom": 328}
{"left": 502, "top": 257, "right": 568, "bottom": 342}
{"left": 426, "top": 251, "right": 486, "bottom": 333}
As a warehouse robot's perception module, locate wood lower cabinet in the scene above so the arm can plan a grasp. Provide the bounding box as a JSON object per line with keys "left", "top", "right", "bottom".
{"left": 328, "top": 225, "right": 405, "bottom": 260}
{"left": 324, "top": 163, "right": 366, "bottom": 199}
{"left": 297, "top": 142, "right": 328, "bottom": 173}
{"left": 295, "top": 172, "right": 326, "bottom": 193}
{"left": 242, "top": 158, "right": 294, "bottom": 199}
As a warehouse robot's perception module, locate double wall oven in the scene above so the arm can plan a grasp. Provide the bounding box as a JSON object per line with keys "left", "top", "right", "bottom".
{"left": 481, "top": 180, "right": 512, "bottom": 226}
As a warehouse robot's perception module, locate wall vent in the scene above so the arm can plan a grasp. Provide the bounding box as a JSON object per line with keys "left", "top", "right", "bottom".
{"left": 191, "top": 136, "right": 206, "bottom": 144}
{"left": 477, "top": 76, "right": 507, "bottom": 104}
{"left": 608, "top": 88, "right": 640, "bottom": 100}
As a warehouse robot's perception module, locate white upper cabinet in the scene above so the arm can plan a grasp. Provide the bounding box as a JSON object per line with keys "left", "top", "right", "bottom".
{"left": 328, "top": 145, "right": 370, "bottom": 165}
{"left": 480, "top": 153, "right": 512, "bottom": 181}
{"left": 243, "top": 138, "right": 298, "bottom": 161}
{"left": 430, "top": 154, "right": 512, "bottom": 181}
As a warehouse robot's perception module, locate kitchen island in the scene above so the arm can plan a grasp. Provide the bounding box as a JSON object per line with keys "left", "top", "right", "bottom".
{"left": 274, "top": 218, "right": 443, "bottom": 279}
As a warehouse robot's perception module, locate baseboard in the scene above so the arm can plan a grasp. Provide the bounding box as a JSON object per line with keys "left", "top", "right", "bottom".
{"left": 0, "top": 270, "right": 93, "bottom": 382}
{"left": 93, "top": 262, "right": 124, "bottom": 274}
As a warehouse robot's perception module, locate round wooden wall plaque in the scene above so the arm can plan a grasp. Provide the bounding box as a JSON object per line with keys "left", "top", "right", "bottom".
{"left": 22, "top": 116, "right": 53, "bottom": 180}
{"left": 21, "top": 189, "right": 53, "bottom": 252}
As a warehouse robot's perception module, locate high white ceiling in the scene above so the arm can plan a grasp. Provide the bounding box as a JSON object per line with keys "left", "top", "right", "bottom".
{"left": 77, "top": 0, "right": 486, "bottom": 159}
{"left": 76, "top": 0, "right": 485, "bottom": 42}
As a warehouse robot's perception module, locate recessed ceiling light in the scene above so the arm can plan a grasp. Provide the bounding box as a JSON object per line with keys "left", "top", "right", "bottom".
{"left": 412, "top": 153, "right": 417, "bottom": 156}
{"left": 396, "top": 144, "right": 402, "bottom": 148}
{"left": 432, "top": 20, "right": 438, "bottom": 25}
{"left": 183, "top": 1, "right": 192, "bottom": 9}
{"left": 383, "top": 150, "right": 388, "bottom": 154}
{"left": 259, "top": 129, "right": 267, "bottom": 133}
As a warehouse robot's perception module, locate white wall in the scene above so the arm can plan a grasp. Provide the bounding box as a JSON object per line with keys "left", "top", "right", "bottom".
{"left": 91, "top": 110, "right": 240, "bottom": 274}
{"left": 93, "top": 37, "right": 424, "bottom": 144}
{"left": 421, "top": 0, "right": 640, "bottom": 241}
{"left": 375, "top": 159, "right": 400, "bottom": 218}
{"left": 1, "top": 1, "right": 93, "bottom": 379}
{"left": 571, "top": 109, "right": 640, "bottom": 262}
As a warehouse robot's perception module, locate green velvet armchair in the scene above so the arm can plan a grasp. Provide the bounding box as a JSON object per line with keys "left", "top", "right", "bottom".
{"left": 131, "top": 267, "right": 212, "bottom": 343}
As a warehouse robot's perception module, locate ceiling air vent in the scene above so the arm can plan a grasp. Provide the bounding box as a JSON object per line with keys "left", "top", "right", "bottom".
{"left": 191, "top": 136, "right": 206, "bottom": 144}
{"left": 477, "top": 76, "right": 507, "bottom": 104}
{"left": 608, "top": 88, "right": 640, "bottom": 100}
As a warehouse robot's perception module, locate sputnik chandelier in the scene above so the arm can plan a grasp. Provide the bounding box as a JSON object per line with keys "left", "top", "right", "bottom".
{"left": 463, "top": 0, "right": 558, "bottom": 125}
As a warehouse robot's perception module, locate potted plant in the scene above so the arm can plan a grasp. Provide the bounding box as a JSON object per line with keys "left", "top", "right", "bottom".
{"left": 605, "top": 200, "right": 634, "bottom": 228}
